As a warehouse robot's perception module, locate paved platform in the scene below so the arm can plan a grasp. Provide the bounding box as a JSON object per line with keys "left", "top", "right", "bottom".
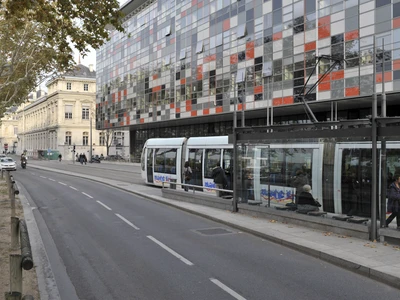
{"left": 25, "top": 162, "right": 400, "bottom": 290}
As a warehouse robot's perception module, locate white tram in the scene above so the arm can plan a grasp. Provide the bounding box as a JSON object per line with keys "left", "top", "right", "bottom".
{"left": 141, "top": 136, "right": 400, "bottom": 217}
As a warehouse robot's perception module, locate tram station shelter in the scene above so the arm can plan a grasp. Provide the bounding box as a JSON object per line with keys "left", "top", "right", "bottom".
{"left": 96, "top": 0, "right": 400, "bottom": 224}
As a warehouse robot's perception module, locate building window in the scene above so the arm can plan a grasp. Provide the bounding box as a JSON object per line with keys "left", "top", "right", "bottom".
{"left": 237, "top": 24, "right": 247, "bottom": 39}
{"left": 196, "top": 41, "right": 203, "bottom": 54}
{"left": 82, "top": 107, "right": 89, "bottom": 119}
{"left": 65, "top": 105, "right": 72, "bottom": 119}
{"left": 65, "top": 131, "right": 72, "bottom": 145}
{"left": 236, "top": 69, "right": 246, "bottom": 83}
{"left": 14, "top": 127, "right": 18, "bottom": 135}
{"left": 262, "top": 62, "right": 273, "bottom": 77}
{"left": 99, "top": 132, "right": 105, "bottom": 146}
{"left": 179, "top": 49, "right": 186, "bottom": 60}
{"left": 67, "top": 82, "right": 72, "bottom": 90}
{"left": 84, "top": 84, "right": 88, "bottom": 91}
{"left": 83, "top": 132, "right": 89, "bottom": 145}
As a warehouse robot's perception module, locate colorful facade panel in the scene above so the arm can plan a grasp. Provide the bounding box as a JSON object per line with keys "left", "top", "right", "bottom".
{"left": 96, "top": 0, "right": 400, "bottom": 129}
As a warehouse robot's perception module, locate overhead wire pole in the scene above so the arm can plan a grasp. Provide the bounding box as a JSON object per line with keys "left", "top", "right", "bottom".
{"left": 232, "top": 81, "right": 238, "bottom": 212}
{"left": 380, "top": 39, "right": 387, "bottom": 228}
{"left": 371, "top": 39, "right": 378, "bottom": 241}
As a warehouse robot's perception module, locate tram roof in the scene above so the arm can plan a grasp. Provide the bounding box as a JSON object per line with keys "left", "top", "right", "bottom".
{"left": 146, "top": 137, "right": 186, "bottom": 147}
{"left": 187, "top": 136, "right": 229, "bottom": 146}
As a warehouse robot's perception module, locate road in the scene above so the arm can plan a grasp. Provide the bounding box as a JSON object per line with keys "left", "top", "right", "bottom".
{"left": 13, "top": 166, "right": 400, "bottom": 300}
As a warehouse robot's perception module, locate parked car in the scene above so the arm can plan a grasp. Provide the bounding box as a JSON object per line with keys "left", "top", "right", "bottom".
{"left": 0, "top": 157, "right": 17, "bottom": 171}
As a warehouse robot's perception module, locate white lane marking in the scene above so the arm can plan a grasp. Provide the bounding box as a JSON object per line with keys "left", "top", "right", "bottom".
{"left": 96, "top": 200, "right": 112, "bottom": 211}
{"left": 147, "top": 236, "right": 193, "bottom": 266}
{"left": 30, "top": 172, "right": 35, "bottom": 175}
{"left": 48, "top": 178, "right": 56, "bottom": 182}
{"left": 69, "top": 186, "right": 78, "bottom": 190}
{"left": 58, "top": 182, "right": 67, "bottom": 186}
{"left": 210, "top": 278, "right": 247, "bottom": 300}
{"left": 116, "top": 214, "right": 140, "bottom": 230}
{"left": 82, "top": 192, "right": 93, "bottom": 198}
{"left": 40, "top": 176, "right": 47, "bottom": 179}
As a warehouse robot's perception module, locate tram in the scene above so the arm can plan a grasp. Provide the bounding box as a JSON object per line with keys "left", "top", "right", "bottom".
{"left": 141, "top": 136, "right": 400, "bottom": 217}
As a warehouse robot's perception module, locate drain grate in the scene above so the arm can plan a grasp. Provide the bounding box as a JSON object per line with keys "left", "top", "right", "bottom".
{"left": 194, "top": 228, "right": 234, "bottom": 236}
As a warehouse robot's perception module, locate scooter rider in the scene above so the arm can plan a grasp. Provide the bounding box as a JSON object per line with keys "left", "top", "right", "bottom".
{"left": 21, "top": 153, "right": 27, "bottom": 168}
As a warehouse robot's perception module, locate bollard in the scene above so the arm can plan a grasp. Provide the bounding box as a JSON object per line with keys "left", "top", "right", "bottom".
{"left": 9, "top": 254, "right": 22, "bottom": 294}
{"left": 19, "top": 220, "right": 33, "bottom": 270}
{"left": 11, "top": 217, "right": 20, "bottom": 250}
{"left": 10, "top": 183, "right": 15, "bottom": 218}
{"left": 4, "top": 292, "right": 22, "bottom": 300}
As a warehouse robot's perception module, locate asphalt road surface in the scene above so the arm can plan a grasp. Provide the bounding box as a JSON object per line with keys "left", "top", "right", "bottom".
{"left": 13, "top": 167, "right": 400, "bottom": 300}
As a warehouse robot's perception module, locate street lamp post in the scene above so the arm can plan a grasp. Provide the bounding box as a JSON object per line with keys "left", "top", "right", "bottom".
{"left": 89, "top": 110, "right": 93, "bottom": 161}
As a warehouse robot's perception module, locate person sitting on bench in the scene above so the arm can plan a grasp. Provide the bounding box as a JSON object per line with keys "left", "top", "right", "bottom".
{"left": 297, "top": 185, "right": 321, "bottom": 213}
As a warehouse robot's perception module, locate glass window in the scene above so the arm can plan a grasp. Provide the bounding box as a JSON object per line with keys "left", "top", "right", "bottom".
{"left": 65, "top": 105, "right": 72, "bottom": 119}
{"left": 154, "top": 148, "right": 177, "bottom": 174}
{"left": 236, "top": 68, "right": 246, "bottom": 83}
{"left": 204, "top": 149, "right": 221, "bottom": 178}
{"left": 65, "top": 131, "right": 72, "bottom": 145}
{"left": 237, "top": 24, "right": 247, "bottom": 38}
{"left": 99, "top": 132, "right": 105, "bottom": 146}
{"left": 165, "top": 25, "right": 171, "bottom": 36}
{"left": 262, "top": 61, "right": 272, "bottom": 77}
{"left": 83, "top": 132, "right": 89, "bottom": 146}
{"left": 196, "top": 41, "right": 203, "bottom": 53}
{"left": 84, "top": 84, "right": 88, "bottom": 91}
{"left": 82, "top": 107, "right": 90, "bottom": 119}
{"left": 67, "top": 82, "right": 71, "bottom": 90}
{"left": 179, "top": 49, "right": 186, "bottom": 60}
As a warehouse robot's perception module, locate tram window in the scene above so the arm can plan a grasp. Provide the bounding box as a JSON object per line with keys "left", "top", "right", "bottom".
{"left": 260, "top": 148, "right": 313, "bottom": 186}
{"left": 205, "top": 149, "right": 221, "bottom": 178}
{"left": 141, "top": 148, "right": 146, "bottom": 171}
{"left": 154, "top": 148, "right": 177, "bottom": 174}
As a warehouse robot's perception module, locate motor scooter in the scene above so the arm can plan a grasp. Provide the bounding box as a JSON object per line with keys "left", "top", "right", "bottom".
{"left": 21, "top": 160, "right": 27, "bottom": 169}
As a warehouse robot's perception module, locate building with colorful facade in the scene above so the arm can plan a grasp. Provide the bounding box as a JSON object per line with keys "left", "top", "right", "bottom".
{"left": 96, "top": 0, "right": 400, "bottom": 159}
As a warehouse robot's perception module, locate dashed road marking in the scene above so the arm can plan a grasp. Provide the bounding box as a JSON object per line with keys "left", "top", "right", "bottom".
{"left": 96, "top": 201, "right": 112, "bottom": 211}
{"left": 48, "top": 178, "right": 56, "bottom": 182}
{"left": 147, "top": 236, "right": 193, "bottom": 266}
{"left": 116, "top": 214, "right": 140, "bottom": 230}
{"left": 210, "top": 278, "right": 247, "bottom": 300}
{"left": 58, "top": 182, "right": 67, "bottom": 185}
{"left": 40, "top": 176, "right": 47, "bottom": 179}
{"left": 69, "top": 186, "right": 78, "bottom": 191}
{"left": 82, "top": 192, "right": 93, "bottom": 198}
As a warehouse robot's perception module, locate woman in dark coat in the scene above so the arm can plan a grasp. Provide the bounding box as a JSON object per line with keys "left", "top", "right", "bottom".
{"left": 386, "top": 174, "right": 400, "bottom": 229}
{"left": 297, "top": 185, "right": 320, "bottom": 213}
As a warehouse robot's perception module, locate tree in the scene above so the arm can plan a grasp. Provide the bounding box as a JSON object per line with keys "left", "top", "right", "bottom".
{"left": 103, "top": 128, "right": 115, "bottom": 156}
{"left": 0, "top": 0, "right": 124, "bottom": 116}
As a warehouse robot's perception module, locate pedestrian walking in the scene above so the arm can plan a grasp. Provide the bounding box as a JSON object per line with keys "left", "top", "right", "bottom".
{"left": 211, "top": 164, "right": 228, "bottom": 197}
{"left": 183, "top": 161, "right": 192, "bottom": 192}
{"left": 386, "top": 174, "right": 400, "bottom": 229}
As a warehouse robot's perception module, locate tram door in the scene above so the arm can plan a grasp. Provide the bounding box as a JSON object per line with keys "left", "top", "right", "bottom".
{"left": 341, "top": 149, "right": 372, "bottom": 217}
{"left": 223, "top": 149, "right": 233, "bottom": 189}
{"left": 188, "top": 148, "right": 203, "bottom": 190}
{"left": 147, "top": 148, "right": 154, "bottom": 183}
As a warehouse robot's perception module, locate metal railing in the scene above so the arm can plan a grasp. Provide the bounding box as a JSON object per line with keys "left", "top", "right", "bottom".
{"left": 2, "top": 170, "right": 34, "bottom": 300}
{"left": 161, "top": 181, "right": 233, "bottom": 197}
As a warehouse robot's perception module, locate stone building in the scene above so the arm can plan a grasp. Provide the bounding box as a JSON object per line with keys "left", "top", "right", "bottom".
{"left": 16, "top": 64, "right": 109, "bottom": 160}
{"left": 0, "top": 106, "right": 19, "bottom": 154}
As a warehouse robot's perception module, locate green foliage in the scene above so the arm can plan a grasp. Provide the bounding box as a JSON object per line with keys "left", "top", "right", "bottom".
{"left": 0, "top": 0, "right": 124, "bottom": 115}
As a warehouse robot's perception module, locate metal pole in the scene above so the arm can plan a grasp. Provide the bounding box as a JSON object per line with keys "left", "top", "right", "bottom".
{"left": 89, "top": 111, "right": 93, "bottom": 161}
{"left": 371, "top": 40, "right": 377, "bottom": 241}
{"left": 232, "top": 83, "right": 238, "bottom": 212}
{"left": 380, "top": 39, "right": 387, "bottom": 228}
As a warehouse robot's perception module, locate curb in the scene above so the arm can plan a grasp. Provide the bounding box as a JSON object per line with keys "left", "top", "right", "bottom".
{"left": 27, "top": 164, "right": 400, "bottom": 290}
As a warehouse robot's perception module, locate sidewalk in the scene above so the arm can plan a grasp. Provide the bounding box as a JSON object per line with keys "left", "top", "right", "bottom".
{"left": 26, "top": 162, "right": 400, "bottom": 290}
